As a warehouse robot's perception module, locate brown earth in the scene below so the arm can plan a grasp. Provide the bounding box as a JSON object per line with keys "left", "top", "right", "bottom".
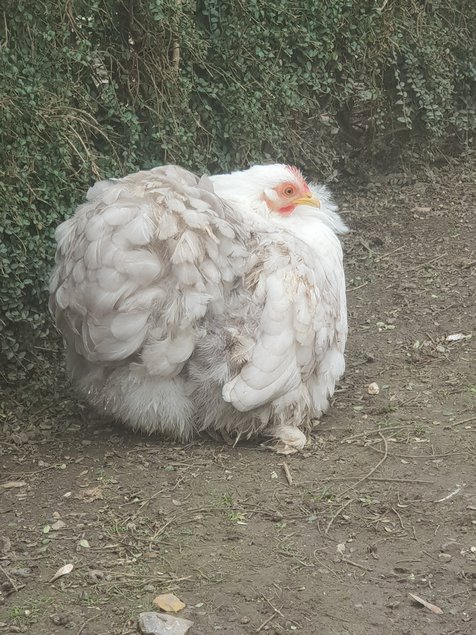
{"left": 1, "top": 160, "right": 475, "bottom": 635}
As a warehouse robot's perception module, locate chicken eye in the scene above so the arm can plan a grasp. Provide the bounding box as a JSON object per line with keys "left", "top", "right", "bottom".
{"left": 283, "top": 186, "right": 295, "bottom": 197}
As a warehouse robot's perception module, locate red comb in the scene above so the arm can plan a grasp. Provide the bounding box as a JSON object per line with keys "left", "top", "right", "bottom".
{"left": 286, "top": 165, "right": 310, "bottom": 191}
{"left": 286, "top": 165, "right": 304, "bottom": 180}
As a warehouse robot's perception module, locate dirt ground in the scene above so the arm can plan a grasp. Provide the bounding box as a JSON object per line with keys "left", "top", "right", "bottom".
{"left": 1, "top": 160, "right": 475, "bottom": 635}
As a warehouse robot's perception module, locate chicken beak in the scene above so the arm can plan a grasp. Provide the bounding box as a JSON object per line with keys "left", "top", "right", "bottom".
{"left": 294, "top": 193, "right": 320, "bottom": 208}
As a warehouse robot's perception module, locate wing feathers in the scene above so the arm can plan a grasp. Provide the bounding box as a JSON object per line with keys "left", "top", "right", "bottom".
{"left": 50, "top": 165, "right": 247, "bottom": 376}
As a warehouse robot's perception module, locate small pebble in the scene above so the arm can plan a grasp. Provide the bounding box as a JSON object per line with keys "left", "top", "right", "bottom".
{"left": 51, "top": 520, "right": 66, "bottom": 531}
{"left": 438, "top": 553, "right": 452, "bottom": 562}
{"left": 367, "top": 382, "right": 380, "bottom": 395}
{"left": 138, "top": 612, "right": 193, "bottom": 635}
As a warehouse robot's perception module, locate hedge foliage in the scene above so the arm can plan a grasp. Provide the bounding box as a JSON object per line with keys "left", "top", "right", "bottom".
{"left": 1, "top": 0, "right": 474, "bottom": 380}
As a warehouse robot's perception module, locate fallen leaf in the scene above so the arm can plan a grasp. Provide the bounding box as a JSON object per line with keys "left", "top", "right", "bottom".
{"left": 1, "top": 481, "right": 26, "bottom": 489}
{"left": 153, "top": 592, "right": 186, "bottom": 613}
{"left": 80, "top": 486, "right": 104, "bottom": 501}
{"left": 409, "top": 592, "right": 443, "bottom": 614}
{"left": 78, "top": 539, "right": 90, "bottom": 548}
{"left": 50, "top": 563, "right": 74, "bottom": 583}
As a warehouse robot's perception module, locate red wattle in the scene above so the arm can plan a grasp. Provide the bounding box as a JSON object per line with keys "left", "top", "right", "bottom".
{"left": 278, "top": 205, "right": 295, "bottom": 215}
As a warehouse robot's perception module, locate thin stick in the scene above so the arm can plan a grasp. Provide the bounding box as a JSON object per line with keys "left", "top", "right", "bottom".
{"left": 376, "top": 245, "right": 404, "bottom": 261}
{"left": 347, "top": 281, "right": 368, "bottom": 292}
{"left": 149, "top": 517, "right": 176, "bottom": 542}
{"left": 171, "top": 0, "right": 182, "bottom": 71}
{"left": 452, "top": 416, "right": 476, "bottom": 427}
{"left": 409, "top": 253, "right": 447, "bottom": 272}
{"left": 256, "top": 612, "right": 277, "bottom": 632}
{"left": 434, "top": 485, "right": 463, "bottom": 503}
{"left": 366, "top": 445, "right": 467, "bottom": 460}
{"left": 324, "top": 476, "right": 434, "bottom": 484}
{"left": 391, "top": 507, "right": 405, "bottom": 531}
{"left": 260, "top": 594, "right": 285, "bottom": 618}
{"left": 341, "top": 558, "right": 372, "bottom": 572}
{"left": 0, "top": 564, "right": 19, "bottom": 592}
{"left": 341, "top": 425, "right": 408, "bottom": 443}
{"left": 338, "top": 432, "right": 389, "bottom": 498}
{"left": 77, "top": 614, "right": 100, "bottom": 635}
{"left": 325, "top": 498, "right": 353, "bottom": 535}
{"left": 408, "top": 592, "right": 443, "bottom": 614}
{"left": 282, "top": 462, "right": 293, "bottom": 486}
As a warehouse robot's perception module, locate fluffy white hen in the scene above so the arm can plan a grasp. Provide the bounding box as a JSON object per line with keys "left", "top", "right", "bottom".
{"left": 49, "top": 164, "right": 348, "bottom": 453}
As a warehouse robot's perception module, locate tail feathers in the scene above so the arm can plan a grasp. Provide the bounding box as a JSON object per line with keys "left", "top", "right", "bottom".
{"left": 74, "top": 361, "right": 194, "bottom": 440}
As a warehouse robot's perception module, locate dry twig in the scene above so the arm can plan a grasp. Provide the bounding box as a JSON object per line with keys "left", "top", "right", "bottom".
{"left": 434, "top": 485, "right": 464, "bottom": 503}
{"left": 341, "top": 557, "right": 372, "bottom": 572}
{"left": 325, "top": 498, "right": 354, "bottom": 535}
{"left": 338, "top": 431, "right": 389, "bottom": 498}
{"left": 256, "top": 612, "right": 277, "bottom": 632}
{"left": 452, "top": 416, "right": 476, "bottom": 427}
{"left": 347, "top": 281, "right": 369, "bottom": 292}
{"left": 282, "top": 462, "right": 293, "bottom": 485}
{"left": 0, "top": 564, "right": 19, "bottom": 592}
{"left": 77, "top": 614, "right": 100, "bottom": 635}
{"left": 325, "top": 476, "right": 434, "bottom": 484}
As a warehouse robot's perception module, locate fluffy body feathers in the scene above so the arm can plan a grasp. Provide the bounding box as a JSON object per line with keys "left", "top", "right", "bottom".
{"left": 49, "top": 164, "right": 348, "bottom": 452}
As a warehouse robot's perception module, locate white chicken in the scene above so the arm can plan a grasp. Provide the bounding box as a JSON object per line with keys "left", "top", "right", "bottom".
{"left": 49, "top": 164, "right": 348, "bottom": 453}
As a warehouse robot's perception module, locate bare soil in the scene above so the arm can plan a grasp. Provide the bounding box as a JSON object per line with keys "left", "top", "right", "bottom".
{"left": 1, "top": 160, "right": 475, "bottom": 635}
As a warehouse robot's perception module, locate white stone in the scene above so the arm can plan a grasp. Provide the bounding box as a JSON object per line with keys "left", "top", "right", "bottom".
{"left": 138, "top": 612, "right": 193, "bottom": 635}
